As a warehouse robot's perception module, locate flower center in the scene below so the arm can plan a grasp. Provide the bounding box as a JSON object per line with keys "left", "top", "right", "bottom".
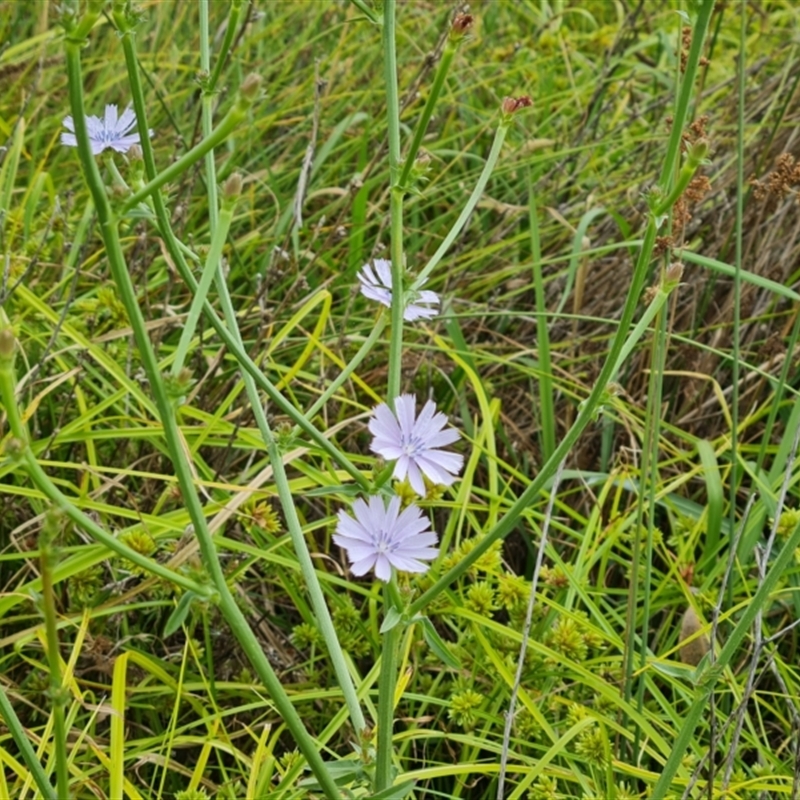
{"left": 400, "top": 433, "right": 425, "bottom": 458}
{"left": 375, "top": 527, "right": 395, "bottom": 554}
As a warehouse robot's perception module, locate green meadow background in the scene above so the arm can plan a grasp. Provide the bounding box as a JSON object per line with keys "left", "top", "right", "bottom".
{"left": 2, "top": 1, "right": 800, "bottom": 798}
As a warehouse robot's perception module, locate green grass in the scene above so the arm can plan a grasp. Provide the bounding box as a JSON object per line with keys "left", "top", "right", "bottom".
{"left": 3, "top": 0, "right": 800, "bottom": 798}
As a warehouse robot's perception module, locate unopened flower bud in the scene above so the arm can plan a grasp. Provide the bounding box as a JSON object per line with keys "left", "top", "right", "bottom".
{"left": 0, "top": 327, "right": 16, "bottom": 360}
{"left": 679, "top": 606, "right": 710, "bottom": 666}
{"left": 687, "top": 137, "right": 709, "bottom": 167}
{"left": 239, "top": 73, "right": 263, "bottom": 103}
{"left": 665, "top": 262, "right": 684, "bottom": 286}
{"left": 223, "top": 173, "right": 243, "bottom": 199}
{"left": 164, "top": 368, "right": 194, "bottom": 404}
{"left": 4, "top": 437, "right": 26, "bottom": 460}
{"left": 127, "top": 144, "right": 144, "bottom": 183}
{"left": 450, "top": 13, "right": 474, "bottom": 42}
{"left": 407, "top": 149, "right": 432, "bottom": 189}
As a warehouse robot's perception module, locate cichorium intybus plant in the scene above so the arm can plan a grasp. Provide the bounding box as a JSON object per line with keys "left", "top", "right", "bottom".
{"left": 0, "top": 0, "right": 720, "bottom": 797}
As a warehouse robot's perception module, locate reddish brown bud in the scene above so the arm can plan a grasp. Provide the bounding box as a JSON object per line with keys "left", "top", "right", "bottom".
{"left": 450, "top": 13, "right": 474, "bottom": 39}
{"left": 501, "top": 96, "right": 533, "bottom": 117}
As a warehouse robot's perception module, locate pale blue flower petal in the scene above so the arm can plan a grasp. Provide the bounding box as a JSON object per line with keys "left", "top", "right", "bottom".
{"left": 61, "top": 103, "right": 151, "bottom": 156}
{"left": 369, "top": 394, "right": 463, "bottom": 497}
{"left": 334, "top": 495, "right": 438, "bottom": 582}
{"left": 357, "top": 260, "right": 440, "bottom": 321}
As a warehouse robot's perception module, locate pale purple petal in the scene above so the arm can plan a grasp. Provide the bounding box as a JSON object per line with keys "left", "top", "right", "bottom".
{"left": 374, "top": 258, "right": 393, "bottom": 286}
{"left": 61, "top": 103, "right": 150, "bottom": 155}
{"left": 358, "top": 264, "right": 392, "bottom": 306}
{"left": 104, "top": 104, "right": 119, "bottom": 129}
{"left": 425, "top": 429, "right": 461, "bottom": 448}
{"left": 369, "top": 394, "right": 463, "bottom": 497}
{"left": 404, "top": 303, "right": 438, "bottom": 321}
{"left": 334, "top": 495, "right": 438, "bottom": 582}
{"left": 116, "top": 106, "right": 137, "bottom": 134}
{"left": 350, "top": 553, "right": 378, "bottom": 576}
{"left": 395, "top": 395, "right": 417, "bottom": 437}
{"left": 403, "top": 460, "right": 427, "bottom": 496}
{"left": 108, "top": 133, "right": 141, "bottom": 154}
{"left": 356, "top": 259, "right": 440, "bottom": 322}
{"left": 386, "top": 554, "right": 433, "bottom": 573}
{"left": 85, "top": 114, "right": 106, "bottom": 139}
{"left": 374, "top": 554, "right": 393, "bottom": 581}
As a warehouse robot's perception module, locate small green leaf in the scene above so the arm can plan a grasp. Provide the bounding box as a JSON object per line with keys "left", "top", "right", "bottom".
{"left": 380, "top": 606, "right": 404, "bottom": 634}
{"left": 418, "top": 616, "right": 460, "bottom": 669}
{"left": 163, "top": 591, "right": 196, "bottom": 637}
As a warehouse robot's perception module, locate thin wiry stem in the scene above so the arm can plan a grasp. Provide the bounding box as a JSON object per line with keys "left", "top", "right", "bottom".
{"left": 497, "top": 458, "right": 566, "bottom": 800}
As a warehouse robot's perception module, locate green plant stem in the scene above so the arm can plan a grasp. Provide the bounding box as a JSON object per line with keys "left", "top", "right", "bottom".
{"left": 0, "top": 685, "right": 56, "bottom": 800}
{"left": 119, "top": 101, "right": 250, "bottom": 215}
{"left": 397, "top": 42, "right": 456, "bottom": 190}
{"left": 40, "top": 532, "right": 70, "bottom": 800}
{"left": 653, "top": 155, "right": 703, "bottom": 217}
{"left": 211, "top": 250, "right": 368, "bottom": 736}
{"left": 207, "top": 0, "right": 244, "bottom": 94}
{"left": 408, "top": 216, "right": 657, "bottom": 617}
{"left": 730, "top": 0, "right": 745, "bottom": 557}
{"left": 171, "top": 197, "right": 234, "bottom": 376}
{"left": 202, "top": 610, "right": 218, "bottom": 706}
{"left": 413, "top": 122, "right": 508, "bottom": 290}
{"left": 611, "top": 278, "right": 677, "bottom": 382}
{"left": 348, "top": 0, "right": 381, "bottom": 25}
{"left": 657, "top": 3, "right": 714, "bottom": 194}
{"left": 199, "top": 0, "right": 219, "bottom": 234}
{"left": 116, "top": 0, "right": 365, "bottom": 741}
{"left": 65, "top": 38, "right": 341, "bottom": 799}
{"left": 410, "top": 0, "right": 710, "bottom": 614}
{"left": 196, "top": 0, "right": 365, "bottom": 735}
{"left": 630, "top": 294, "right": 669, "bottom": 748}
{"left": 375, "top": 581, "right": 403, "bottom": 792}
{"left": 383, "top": 0, "right": 404, "bottom": 403}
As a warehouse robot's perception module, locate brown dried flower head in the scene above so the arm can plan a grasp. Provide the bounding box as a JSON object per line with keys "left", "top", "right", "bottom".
{"left": 501, "top": 96, "right": 533, "bottom": 117}
{"left": 450, "top": 13, "right": 474, "bottom": 39}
